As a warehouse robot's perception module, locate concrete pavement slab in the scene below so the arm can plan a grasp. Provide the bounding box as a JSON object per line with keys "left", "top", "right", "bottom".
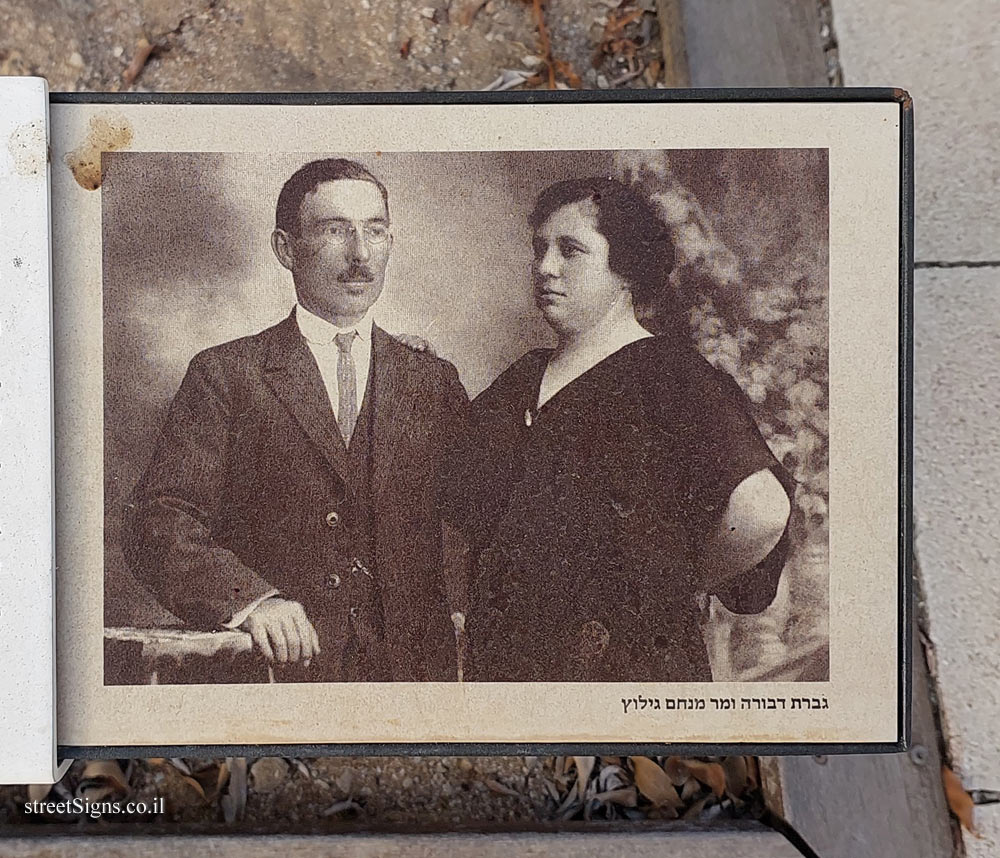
{"left": 915, "top": 266, "right": 1000, "bottom": 855}
{"left": 834, "top": 0, "right": 1000, "bottom": 262}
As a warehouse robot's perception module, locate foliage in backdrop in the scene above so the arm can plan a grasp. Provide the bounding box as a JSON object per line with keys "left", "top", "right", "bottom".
{"left": 615, "top": 150, "right": 830, "bottom": 679}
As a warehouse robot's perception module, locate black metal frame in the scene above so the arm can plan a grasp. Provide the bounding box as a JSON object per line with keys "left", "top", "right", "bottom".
{"left": 50, "top": 87, "right": 914, "bottom": 760}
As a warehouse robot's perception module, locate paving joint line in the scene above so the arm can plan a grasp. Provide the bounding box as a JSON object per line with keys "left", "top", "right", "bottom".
{"left": 914, "top": 260, "right": 1000, "bottom": 269}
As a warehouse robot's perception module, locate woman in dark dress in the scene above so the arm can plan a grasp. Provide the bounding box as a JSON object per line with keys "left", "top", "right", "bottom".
{"left": 448, "top": 178, "right": 794, "bottom": 682}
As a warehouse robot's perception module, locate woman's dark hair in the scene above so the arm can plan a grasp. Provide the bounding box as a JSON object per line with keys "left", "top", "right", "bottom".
{"left": 528, "top": 177, "right": 676, "bottom": 309}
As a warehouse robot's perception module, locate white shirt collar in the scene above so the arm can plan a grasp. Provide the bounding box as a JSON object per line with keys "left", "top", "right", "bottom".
{"left": 296, "top": 302, "right": 375, "bottom": 345}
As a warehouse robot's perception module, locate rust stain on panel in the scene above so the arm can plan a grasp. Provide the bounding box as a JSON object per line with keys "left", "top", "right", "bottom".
{"left": 64, "top": 114, "right": 134, "bottom": 190}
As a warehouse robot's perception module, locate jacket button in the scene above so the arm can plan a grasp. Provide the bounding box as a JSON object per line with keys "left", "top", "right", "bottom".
{"left": 325, "top": 511, "right": 341, "bottom": 528}
{"left": 326, "top": 573, "right": 341, "bottom": 589}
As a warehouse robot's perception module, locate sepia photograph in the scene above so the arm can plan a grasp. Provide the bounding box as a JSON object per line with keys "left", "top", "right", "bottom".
{"left": 101, "top": 148, "right": 830, "bottom": 688}
{"left": 47, "top": 98, "right": 902, "bottom": 749}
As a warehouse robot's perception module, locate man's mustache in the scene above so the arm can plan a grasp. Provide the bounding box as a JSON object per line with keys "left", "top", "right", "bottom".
{"left": 337, "top": 265, "right": 375, "bottom": 283}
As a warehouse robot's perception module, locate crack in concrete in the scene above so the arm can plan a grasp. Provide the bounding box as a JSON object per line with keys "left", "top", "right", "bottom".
{"left": 915, "top": 260, "right": 1000, "bottom": 269}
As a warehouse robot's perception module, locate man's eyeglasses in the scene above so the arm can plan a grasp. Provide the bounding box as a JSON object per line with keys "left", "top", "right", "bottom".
{"left": 318, "top": 222, "right": 391, "bottom": 245}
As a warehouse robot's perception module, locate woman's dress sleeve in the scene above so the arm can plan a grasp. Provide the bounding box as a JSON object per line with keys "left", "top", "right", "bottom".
{"left": 670, "top": 354, "right": 797, "bottom": 614}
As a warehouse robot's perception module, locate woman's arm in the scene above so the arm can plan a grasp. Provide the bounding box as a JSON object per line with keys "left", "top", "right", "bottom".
{"left": 699, "top": 467, "right": 791, "bottom": 591}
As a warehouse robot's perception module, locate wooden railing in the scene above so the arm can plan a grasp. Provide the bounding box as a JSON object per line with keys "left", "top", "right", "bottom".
{"left": 104, "top": 620, "right": 822, "bottom": 685}
{"left": 104, "top": 627, "right": 267, "bottom": 685}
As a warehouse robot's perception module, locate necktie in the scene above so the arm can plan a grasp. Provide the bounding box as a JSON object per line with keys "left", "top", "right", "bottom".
{"left": 334, "top": 331, "right": 358, "bottom": 445}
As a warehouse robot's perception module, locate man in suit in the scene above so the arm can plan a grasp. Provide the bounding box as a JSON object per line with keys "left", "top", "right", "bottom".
{"left": 123, "top": 158, "right": 469, "bottom": 682}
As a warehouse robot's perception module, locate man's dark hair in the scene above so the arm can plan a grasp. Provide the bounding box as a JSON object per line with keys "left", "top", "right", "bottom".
{"left": 528, "top": 177, "right": 676, "bottom": 309}
{"left": 276, "top": 158, "right": 389, "bottom": 235}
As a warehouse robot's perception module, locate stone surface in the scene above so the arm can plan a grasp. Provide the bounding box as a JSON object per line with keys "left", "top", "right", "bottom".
{"left": 249, "top": 757, "right": 290, "bottom": 794}
{"left": 0, "top": 0, "right": 531, "bottom": 92}
{"left": 914, "top": 266, "right": 1000, "bottom": 857}
{"left": 834, "top": 0, "right": 1000, "bottom": 262}
{"left": 836, "top": 0, "right": 1000, "bottom": 850}
{"left": 0, "top": 0, "right": 660, "bottom": 94}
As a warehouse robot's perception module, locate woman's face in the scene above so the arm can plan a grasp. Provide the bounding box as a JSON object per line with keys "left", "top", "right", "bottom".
{"left": 532, "top": 200, "right": 631, "bottom": 337}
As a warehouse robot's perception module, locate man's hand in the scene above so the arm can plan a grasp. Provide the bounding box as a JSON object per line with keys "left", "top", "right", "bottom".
{"left": 240, "top": 597, "right": 321, "bottom": 664}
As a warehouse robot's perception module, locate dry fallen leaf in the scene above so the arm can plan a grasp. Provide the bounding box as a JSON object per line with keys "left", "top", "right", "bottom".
{"left": 663, "top": 756, "right": 689, "bottom": 787}
{"left": 81, "top": 760, "right": 129, "bottom": 791}
{"left": 553, "top": 58, "right": 581, "bottom": 88}
{"left": 593, "top": 5, "right": 645, "bottom": 67}
{"left": 683, "top": 795, "right": 710, "bottom": 820}
{"left": 559, "top": 800, "right": 583, "bottom": 821}
{"left": 187, "top": 761, "right": 229, "bottom": 803}
{"left": 662, "top": 757, "right": 728, "bottom": 799}
{"left": 522, "top": 0, "right": 557, "bottom": 88}
{"left": 630, "top": 756, "right": 681, "bottom": 808}
{"left": 722, "top": 755, "right": 749, "bottom": 798}
{"left": 573, "top": 756, "right": 595, "bottom": 799}
{"left": 220, "top": 757, "right": 247, "bottom": 824}
{"left": 27, "top": 784, "right": 51, "bottom": 802}
{"left": 593, "top": 786, "right": 637, "bottom": 807}
{"left": 169, "top": 758, "right": 192, "bottom": 776}
{"left": 942, "top": 765, "right": 977, "bottom": 834}
{"left": 484, "top": 777, "right": 523, "bottom": 799}
{"left": 644, "top": 58, "right": 662, "bottom": 86}
{"left": 122, "top": 37, "right": 155, "bottom": 86}
{"left": 554, "top": 782, "right": 580, "bottom": 817}
{"left": 481, "top": 68, "right": 533, "bottom": 92}
{"left": 321, "top": 798, "right": 363, "bottom": 817}
{"left": 680, "top": 776, "right": 701, "bottom": 802}
{"left": 458, "top": 0, "right": 489, "bottom": 26}
{"left": 180, "top": 775, "right": 208, "bottom": 803}
{"left": 970, "top": 789, "right": 1000, "bottom": 805}
{"left": 598, "top": 764, "right": 627, "bottom": 792}
{"left": 76, "top": 760, "right": 130, "bottom": 803}
{"left": 543, "top": 778, "right": 560, "bottom": 803}
{"left": 52, "top": 781, "right": 74, "bottom": 803}
{"left": 646, "top": 802, "right": 679, "bottom": 821}
{"left": 684, "top": 760, "right": 727, "bottom": 798}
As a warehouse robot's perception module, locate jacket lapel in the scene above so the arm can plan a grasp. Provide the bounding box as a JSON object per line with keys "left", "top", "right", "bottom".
{"left": 262, "top": 311, "right": 351, "bottom": 480}
{"left": 371, "top": 325, "right": 419, "bottom": 503}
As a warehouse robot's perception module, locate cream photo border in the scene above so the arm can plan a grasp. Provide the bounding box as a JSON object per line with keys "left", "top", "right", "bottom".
{"left": 50, "top": 99, "right": 901, "bottom": 748}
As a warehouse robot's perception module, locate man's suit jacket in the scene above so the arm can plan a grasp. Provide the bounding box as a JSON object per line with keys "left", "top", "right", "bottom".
{"left": 122, "top": 310, "right": 469, "bottom": 682}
